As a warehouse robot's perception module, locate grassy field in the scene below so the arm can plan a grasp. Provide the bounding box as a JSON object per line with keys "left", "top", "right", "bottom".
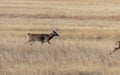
{"left": 0, "top": 0, "right": 120, "bottom": 75}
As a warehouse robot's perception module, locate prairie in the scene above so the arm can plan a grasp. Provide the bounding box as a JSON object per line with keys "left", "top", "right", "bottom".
{"left": 0, "top": 0, "right": 120, "bottom": 75}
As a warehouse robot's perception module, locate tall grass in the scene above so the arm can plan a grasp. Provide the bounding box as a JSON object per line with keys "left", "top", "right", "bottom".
{"left": 0, "top": 38, "right": 120, "bottom": 75}
{"left": 0, "top": 0, "right": 120, "bottom": 75}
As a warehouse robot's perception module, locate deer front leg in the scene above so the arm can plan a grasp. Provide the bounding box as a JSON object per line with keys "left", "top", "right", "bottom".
{"left": 41, "top": 40, "right": 44, "bottom": 44}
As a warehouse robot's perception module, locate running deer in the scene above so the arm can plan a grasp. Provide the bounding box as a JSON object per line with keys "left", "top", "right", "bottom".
{"left": 25, "top": 30, "right": 59, "bottom": 45}
{"left": 110, "top": 41, "right": 120, "bottom": 55}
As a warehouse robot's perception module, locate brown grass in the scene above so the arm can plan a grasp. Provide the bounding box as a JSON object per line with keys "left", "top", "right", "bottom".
{"left": 0, "top": 0, "right": 120, "bottom": 75}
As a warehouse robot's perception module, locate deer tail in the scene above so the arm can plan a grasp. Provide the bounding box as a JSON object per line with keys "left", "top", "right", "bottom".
{"left": 27, "top": 33, "right": 31, "bottom": 35}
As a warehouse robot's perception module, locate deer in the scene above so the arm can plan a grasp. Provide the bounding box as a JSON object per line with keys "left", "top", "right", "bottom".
{"left": 25, "top": 29, "right": 59, "bottom": 45}
{"left": 110, "top": 41, "right": 120, "bottom": 55}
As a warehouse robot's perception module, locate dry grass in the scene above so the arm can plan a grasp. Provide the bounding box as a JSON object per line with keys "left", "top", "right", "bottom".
{"left": 0, "top": 38, "right": 120, "bottom": 75}
{"left": 0, "top": 0, "right": 120, "bottom": 75}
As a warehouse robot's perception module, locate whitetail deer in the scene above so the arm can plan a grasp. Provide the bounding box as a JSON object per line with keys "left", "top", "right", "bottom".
{"left": 110, "top": 41, "right": 120, "bottom": 55}
{"left": 26, "top": 30, "right": 59, "bottom": 45}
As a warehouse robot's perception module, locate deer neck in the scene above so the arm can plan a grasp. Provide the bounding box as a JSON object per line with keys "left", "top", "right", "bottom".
{"left": 48, "top": 33, "right": 55, "bottom": 41}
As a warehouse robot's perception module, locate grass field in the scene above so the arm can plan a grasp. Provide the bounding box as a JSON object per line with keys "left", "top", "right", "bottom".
{"left": 0, "top": 0, "right": 120, "bottom": 75}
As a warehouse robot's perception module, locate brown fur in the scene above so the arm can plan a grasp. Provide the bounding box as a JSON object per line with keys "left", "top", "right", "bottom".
{"left": 26, "top": 30, "right": 59, "bottom": 45}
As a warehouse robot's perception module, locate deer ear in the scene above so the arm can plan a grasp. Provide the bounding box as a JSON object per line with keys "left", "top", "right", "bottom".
{"left": 51, "top": 27, "right": 56, "bottom": 32}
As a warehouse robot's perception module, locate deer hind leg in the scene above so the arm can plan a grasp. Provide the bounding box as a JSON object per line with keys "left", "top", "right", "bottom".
{"left": 113, "top": 48, "right": 118, "bottom": 52}
{"left": 24, "top": 40, "right": 30, "bottom": 44}
{"left": 113, "top": 47, "right": 120, "bottom": 52}
{"left": 29, "top": 41, "right": 34, "bottom": 46}
{"left": 26, "top": 39, "right": 32, "bottom": 44}
{"left": 110, "top": 47, "right": 120, "bottom": 55}
{"left": 25, "top": 39, "right": 34, "bottom": 46}
{"left": 110, "top": 42, "right": 120, "bottom": 55}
